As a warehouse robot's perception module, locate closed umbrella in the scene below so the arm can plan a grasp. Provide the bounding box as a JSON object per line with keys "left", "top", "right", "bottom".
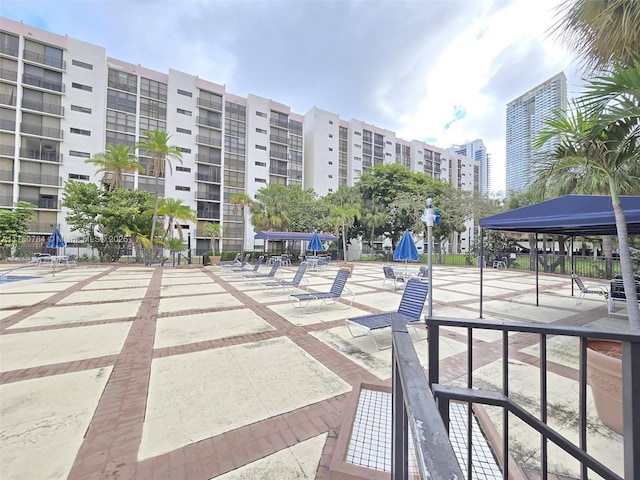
{"left": 47, "top": 227, "right": 66, "bottom": 256}
{"left": 307, "top": 231, "right": 323, "bottom": 256}
{"left": 393, "top": 229, "right": 419, "bottom": 275}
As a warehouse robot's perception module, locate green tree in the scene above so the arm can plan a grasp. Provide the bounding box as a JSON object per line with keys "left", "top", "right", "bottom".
{"left": 552, "top": 0, "right": 640, "bottom": 72}
{"left": 85, "top": 144, "right": 143, "bottom": 191}
{"left": 360, "top": 196, "right": 390, "bottom": 251}
{"left": 203, "top": 222, "right": 222, "bottom": 255}
{"left": 250, "top": 183, "right": 292, "bottom": 232}
{"left": 326, "top": 186, "right": 361, "bottom": 261}
{"left": 534, "top": 64, "right": 640, "bottom": 330}
{"left": 156, "top": 198, "right": 196, "bottom": 241}
{"left": 230, "top": 192, "right": 253, "bottom": 254}
{"left": 135, "top": 130, "right": 183, "bottom": 253}
{"left": 0, "top": 201, "right": 35, "bottom": 259}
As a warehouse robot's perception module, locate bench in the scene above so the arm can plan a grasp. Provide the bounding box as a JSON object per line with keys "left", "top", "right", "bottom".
{"left": 608, "top": 274, "right": 640, "bottom": 314}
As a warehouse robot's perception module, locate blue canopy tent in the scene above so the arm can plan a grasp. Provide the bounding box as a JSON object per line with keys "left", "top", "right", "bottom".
{"left": 479, "top": 195, "right": 640, "bottom": 316}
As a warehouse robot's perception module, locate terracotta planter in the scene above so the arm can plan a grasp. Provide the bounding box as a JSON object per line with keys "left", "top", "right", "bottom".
{"left": 586, "top": 340, "right": 623, "bottom": 434}
{"left": 341, "top": 263, "right": 355, "bottom": 277}
{"left": 210, "top": 256, "right": 221, "bottom": 265}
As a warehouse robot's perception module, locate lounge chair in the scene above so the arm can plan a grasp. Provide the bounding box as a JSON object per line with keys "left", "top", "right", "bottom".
{"left": 289, "top": 268, "right": 354, "bottom": 313}
{"left": 222, "top": 253, "right": 250, "bottom": 270}
{"left": 231, "top": 255, "right": 263, "bottom": 274}
{"left": 382, "top": 265, "right": 406, "bottom": 290}
{"left": 345, "top": 278, "right": 429, "bottom": 350}
{"left": 416, "top": 265, "right": 428, "bottom": 282}
{"left": 218, "top": 252, "right": 241, "bottom": 266}
{"left": 607, "top": 274, "right": 640, "bottom": 314}
{"left": 263, "top": 262, "right": 309, "bottom": 295}
{"left": 571, "top": 273, "right": 608, "bottom": 305}
{"left": 243, "top": 259, "right": 280, "bottom": 283}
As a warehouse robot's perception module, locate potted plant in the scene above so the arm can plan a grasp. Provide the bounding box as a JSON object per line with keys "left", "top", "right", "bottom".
{"left": 586, "top": 339, "right": 623, "bottom": 434}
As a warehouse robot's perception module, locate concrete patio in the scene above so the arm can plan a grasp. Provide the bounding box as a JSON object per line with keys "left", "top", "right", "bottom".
{"left": 0, "top": 261, "right": 628, "bottom": 479}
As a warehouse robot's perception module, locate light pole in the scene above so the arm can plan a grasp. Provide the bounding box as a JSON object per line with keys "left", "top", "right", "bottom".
{"left": 422, "top": 198, "right": 434, "bottom": 319}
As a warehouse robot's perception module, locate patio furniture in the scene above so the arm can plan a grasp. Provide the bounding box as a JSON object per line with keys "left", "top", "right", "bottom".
{"left": 607, "top": 274, "right": 640, "bottom": 314}
{"left": 493, "top": 256, "right": 507, "bottom": 269}
{"left": 416, "top": 265, "right": 429, "bottom": 283}
{"left": 243, "top": 260, "right": 280, "bottom": 282}
{"left": 345, "top": 278, "right": 428, "bottom": 350}
{"left": 571, "top": 273, "right": 608, "bottom": 306}
{"left": 382, "top": 265, "right": 405, "bottom": 290}
{"left": 218, "top": 252, "right": 241, "bottom": 266}
{"left": 262, "top": 262, "right": 309, "bottom": 295}
{"left": 65, "top": 254, "right": 78, "bottom": 267}
{"left": 222, "top": 253, "right": 250, "bottom": 270}
{"left": 231, "top": 255, "right": 263, "bottom": 274}
{"left": 288, "top": 268, "right": 354, "bottom": 313}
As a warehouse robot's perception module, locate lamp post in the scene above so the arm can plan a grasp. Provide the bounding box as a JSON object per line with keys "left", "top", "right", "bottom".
{"left": 422, "top": 198, "right": 434, "bottom": 319}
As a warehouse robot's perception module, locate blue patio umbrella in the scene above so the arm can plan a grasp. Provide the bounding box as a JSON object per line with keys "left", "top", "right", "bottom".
{"left": 307, "top": 231, "right": 323, "bottom": 256}
{"left": 393, "top": 229, "right": 419, "bottom": 274}
{"left": 47, "top": 227, "right": 66, "bottom": 255}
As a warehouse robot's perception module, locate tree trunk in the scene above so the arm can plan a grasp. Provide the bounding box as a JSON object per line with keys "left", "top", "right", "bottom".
{"left": 602, "top": 235, "right": 614, "bottom": 279}
{"left": 612, "top": 204, "right": 640, "bottom": 330}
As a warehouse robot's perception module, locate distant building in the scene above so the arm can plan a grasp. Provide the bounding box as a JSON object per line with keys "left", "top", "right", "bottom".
{"left": 505, "top": 72, "right": 567, "bottom": 194}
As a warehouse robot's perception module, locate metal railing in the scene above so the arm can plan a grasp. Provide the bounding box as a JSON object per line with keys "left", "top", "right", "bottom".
{"left": 391, "top": 314, "right": 464, "bottom": 479}
{"left": 424, "top": 317, "right": 640, "bottom": 480}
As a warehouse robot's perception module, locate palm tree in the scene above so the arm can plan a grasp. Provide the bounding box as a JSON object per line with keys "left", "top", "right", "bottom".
{"left": 230, "top": 192, "right": 253, "bottom": 254}
{"left": 329, "top": 205, "right": 360, "bottom": 262}
{"left": 203, "top": 222, "right": 222, "bottom": 256}
{"left": 135, "top": 130, "right": 183, "bottom": 254}
{"left": 156, "top": 198, "right": 197, "bottom": 241}
{"left": 361, "top": 197, "right": 390, "bottom": 254}
{"left": 534, "top": 66, "right": 640, "bottom": 330}
{"left": 85, "top": 144, "right": 143, "bottom": 191}
{"left": 251, "top": 184, "right": 291, "bottom": 231}
{"left": 551, "top": 0, "right": 640, "bottom": 71}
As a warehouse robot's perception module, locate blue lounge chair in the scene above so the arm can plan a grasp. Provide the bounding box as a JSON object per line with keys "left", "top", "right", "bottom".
{"left": 289, "top": 268, "right": 354, "bottom": 313}
{"left": 231, "top": 255, "right": 263, "bottom": 274}
{"left": 222, "top": 253, "right": 250, "bottom": 270}
{"left": 218, "top": 252, "right": 241, "bottom": 266}
{"left": 382, "top": 265, "right": 406, "bottom": 290}
{"left": 263, "top": 262, "right": 309, "bottom": 295}
{"left": 244, "top": 259, "right": 280, "bottom": 283}
{"left": 345, "top": 278, "right": 428, "bottom": 350}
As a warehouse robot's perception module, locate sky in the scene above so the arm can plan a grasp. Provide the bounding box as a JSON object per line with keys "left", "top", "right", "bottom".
{"left": 2, "top": 0, "right": 584, "bottom": 194}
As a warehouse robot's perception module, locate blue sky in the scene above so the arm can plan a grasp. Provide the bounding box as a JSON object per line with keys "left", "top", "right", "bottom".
{"left": 1, "top": 0, "right": 582, "bottom": 193}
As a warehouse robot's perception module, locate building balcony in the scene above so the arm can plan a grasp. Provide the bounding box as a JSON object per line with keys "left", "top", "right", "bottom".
{"left": 196, "top": 116, "right": 222, "bottom": 129}
{"left": 23, "top": 49, "right": 66, "bottom": 70}
{"left": 195, "top": 153, "right": 221, "bottom": 165}
{"left": 0, "top": 195, "right": 13, "bottom": 206}
{"left": 0, "top": 169, "right": 14, "bottom": 182}
{"left": 0, "top": 68, "right": 18, "bottom": 83}
{"left": 269, "top": 166, "right": 288, "bottom": 176}
{"left": 20, "top": 123, "right": 63, "bottom": 139}
{"left": 0, "top": 119, "right": 16, "bottom": 132}
{"left": 196, "top": 97, "right": 223, "bottom": 112}
{"left": 0, "top": 144, "right": 15, "bottom": 156}
{"left": 269, "top": 151, "right": 287, "bottom": 161}
{"left": 269, "top": 118, "right": 289, "bottom": 129}
{"left": 18, "top": 196, "right": 60, "bottom": 209}
{"left": 107, "top": 80, "right": 136, "bottom": 93}
{"left": 0, "top": 43, "right": 19, "bottom": 57}
{"left": 196, "top": 135, "right": 221, "bottom": 148}
{"left": 19, "top": 148, "right": 62, "bottom": 163}
{"left": 21, "top": 98, "right": 64, "bottom": 116}
{"left": 195, "top": 191, "right": 221, "bottom": 201}
{"left": 196, "top": 210, "right": 219, "bottom": 220}
{"left": 269, "top": 134, "right": 288, "bottom": 144}
{"left": 0, "top": 93, "right": 17, "bottom": 106}
{"left": 28, "top": 222, "right": 60, "bottom": 233}
{"left": 195, "top": 173, "right": 221, "bottom": 184}
{"left": 18, "top": 172, "right": 62, "bottom": 186}
{"left": 22, "top": 74, "right": 64, "bottom": 93}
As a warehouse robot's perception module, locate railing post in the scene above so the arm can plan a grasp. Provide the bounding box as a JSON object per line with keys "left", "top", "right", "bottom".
{"left": 392, "top": 351, "right": 408, "bottom": 480}
{"left": 623, "top": 340, "right": 640, "bottom": 480}
{"left": 427, "top": 323, "right": 439, "bottom": 388}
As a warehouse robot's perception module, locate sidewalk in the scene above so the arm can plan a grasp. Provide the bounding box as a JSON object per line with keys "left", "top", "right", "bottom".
{"left": 0, "top": 262, "right": 626, "bottom": 479}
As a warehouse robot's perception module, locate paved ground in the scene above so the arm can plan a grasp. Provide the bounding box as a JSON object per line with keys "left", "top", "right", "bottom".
{"left": 0, "top": 261, "right": 628, "bottom": 479}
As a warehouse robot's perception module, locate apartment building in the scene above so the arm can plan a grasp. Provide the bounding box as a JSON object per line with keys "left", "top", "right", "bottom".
{"left": 1, "top": 18, "right": 481, "bottom": 256}
{"left": 505, "top": 72, "right": 567, "bottom": 194}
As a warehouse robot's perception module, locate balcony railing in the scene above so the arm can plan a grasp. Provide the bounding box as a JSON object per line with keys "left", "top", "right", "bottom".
{"left": 22, "top": 73, "right": 64, "bottom": 93}
{"left": 21, "top": 98, "right": 64, "bottom": 116}
{"left": 270, "top": 134, "right": 289, "bottom": 144}
{"left": 196, "top": 210, "right": 219, "bottom": 219}
{"left": 23, "top": 49, "right": 66, "bottom": 70}
{"left": 196, "top": 116, "right": 222, "bottom": 129}
{"left": 195, "top": 191, "right": 221, "bottom": 201}
{"left": 195, "top": 172, "right": 221, "bottom": 184}
{"left": 269, "top": 166, "right": 288, "bottom": 176}
{"left": 0, "top": 67, "right": 18, "bottom": 82}
{"left": 269, "top": 151, "right": 288, "bottom": 160}
{"left": 0, "top": 144, "right": 15, "bottom": 156}
{"left": 270, "top": 118, "right": 289, "bottom": 129}
{"left": 195, "top": 135, "right": 221, "bottom": 147}
{"left": 0, "top": 43, "right": 19, "bottom": 57}
{"left": 20, "top": 123, "right": 63, "bottom": 139}
{"left": 19, "top": 148, "right": 62, "bottom": 163}
{"left": 196, "top": 97, "right": 223, "bottom": 111}
{"left": 18, "top": 197, "right": 60, "bottom": 209}
{"left": 0, "top": 93, "right": 16, "bottom": 106}
{"left": 0, "top": 195, "right": 14, "bottom": 206}
{"left": 18, "top": 172, "right": 62, "bottom": 186}
{"left": 423, "top": 316, "right": 640, "bottom": 480}
{"left": 195, "top": 153, "right": 221, "bottom": 165}
{"left": 0, "top": 169, "right": 13, "bottom": 181}
{"left": 0, "top": 119, "right": 16, "bottom": 131}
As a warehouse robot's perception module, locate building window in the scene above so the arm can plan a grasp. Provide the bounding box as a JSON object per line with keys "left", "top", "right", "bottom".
{"left": 354, "top": 144, "right": 361, "bottom": 149}
{"left": 256, "top": 111, "right": 267, "bottom": 118}
{"left": 72, "top": 82, "right": 92, "bottom": 92}
{"left": 329, "top": 120, "right": 333, "bottom": 125}
{"left": 180, "top": 147, "right": 191, "bottom": 154}
{"left": 175, "top": 166, "right": 191, "bottom": 172}
{"left": 72, "top": 59, "right": 93, "bottom": 70}
{"left": 175, "top": 185, "right": 191, "bottom": 191}
{"left": 69, "top": 150, "right": 90, "bottom": 158}
{"left": 328, "top": 174, "right": 333, "bottom": 178}
{"left": 256, "top": 128, "right": 267, "bottom": 134}
{"left": 177, "top": 108, "right": 192, "bottom": 116}
{"left": 255, "top": 178, "right": 267, "bottom": 183}
{"left": 71, "top": 105, "right": 92, "bottom": 114}
{"left": 328, "top": 161, "right": 333, "bottom": 165}
{"left": 255, "top": 161, "right": 266, "bottom": 167}
{"left": 329, "top": 147, "right": 333, "bottom": 152}
{"left": 70, "top": 127, "right": 91, "bottom": 136}
{"left": 255, "top": 144, "right": 267, "bottom": 150}
{"left": 329, "top": 134, "right": 333, "bottom": 138}
{"left": 354, "top": 156, "right": 361, "bottom": 161}
{"left": 141, "top": 77, "right": 167, "bottom": 101}
{"left": 139, "top": 117, "right": 166, "bottom": 132}
{"left": 177, "top": 89, "right": 192, "bottom": 97}
{"left": 68, "top": 173, "right": 90, "bottom": 180}
{"left": 354, "top": 169, "right": 361, "bottom": 174}
{"left": 176, "top": 127, "right": 192, "bottom": 134}
{"left": 107, "top": 90, "right": 136, "bottom": 113}
{"left": 354, "top": 131, "right": 361, "bottom": 136}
